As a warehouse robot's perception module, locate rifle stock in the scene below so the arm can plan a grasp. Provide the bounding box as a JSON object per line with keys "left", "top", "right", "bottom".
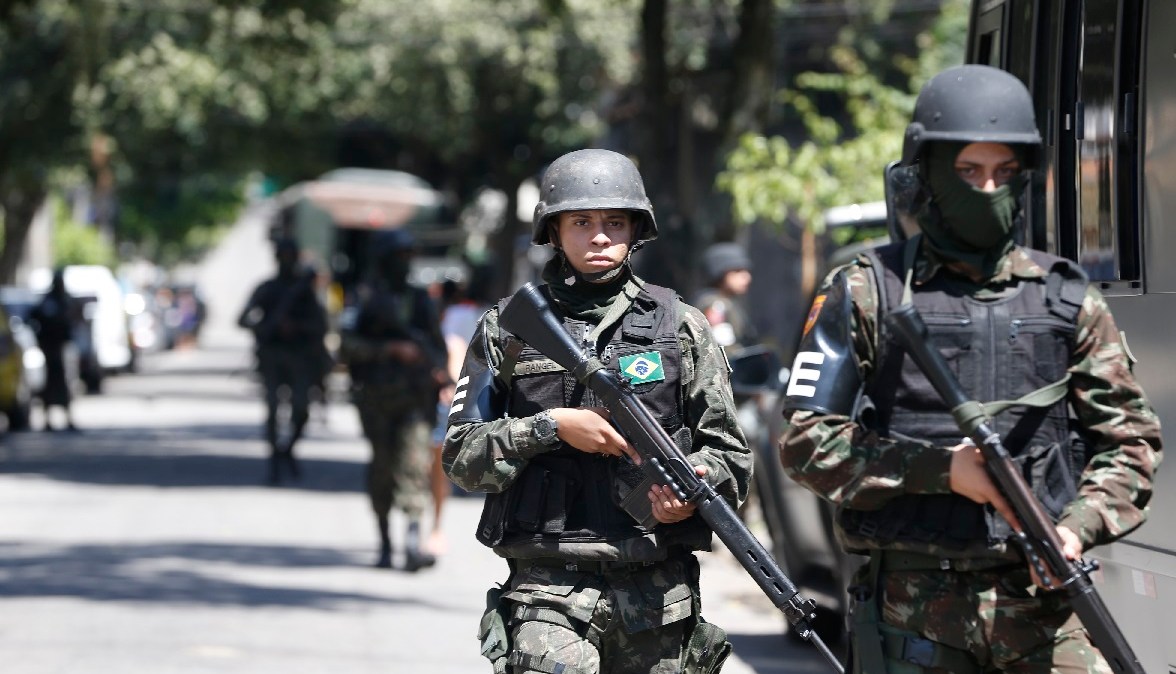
{"left": 499, "top": 283, "right": 845, "bottom": 673}
{"left": 886, "top": 303, "right": 1145, "bottom": 674}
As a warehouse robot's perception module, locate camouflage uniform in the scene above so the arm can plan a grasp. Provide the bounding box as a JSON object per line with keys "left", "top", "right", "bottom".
{"left": 239, "top": 267, "right": 329, "bottom": 482}
{"left": 780, "top": 244, "right": 1163, "bottom": 672}
{"left": 444, "top": 287, "right": 752, "bottom": 674}
{"left": 340, "top": 280, "right": 446, "bottom": 565}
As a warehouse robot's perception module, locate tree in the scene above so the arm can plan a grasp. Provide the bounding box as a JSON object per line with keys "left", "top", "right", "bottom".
{"left": 717, "top": 0, "right": 969, "bottom": 297}
{"left": 0, "top": 0, "right": 87, "bottom": 282}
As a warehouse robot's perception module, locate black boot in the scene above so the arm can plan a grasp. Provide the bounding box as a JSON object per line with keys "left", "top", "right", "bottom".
{"left": 280, "top": 440, "right": 302, "bottom": 481}
{"left": 267, "top": 443, "right": 283, "bottom": 486}
{"left": 402, "top": 519, "right": 436, "bottom": 573}
{"left": 375, "top": 515, "right": 393, "bottom": 569}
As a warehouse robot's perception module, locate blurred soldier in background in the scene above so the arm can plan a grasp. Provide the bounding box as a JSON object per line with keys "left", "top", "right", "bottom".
{"left": 339, "top": 229, "right": 448, "bottom": 571}
{"left": 238, "top": 238, "right": 329, "bottom": 485}
{"left": 444, "top": 149, "right": 751, "bottom": 673}
{"left": 693, "top": 242, "right": 757, "bottom": 349}
{"left": 30, "top": 269, "right": 80, "bottom": 432}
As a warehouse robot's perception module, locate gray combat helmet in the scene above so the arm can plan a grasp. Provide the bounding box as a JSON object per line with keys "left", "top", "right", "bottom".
{"left": 901, "top": 64, "right": 1042, "bottom": 168}
{"left": 702, "top": 242, "right": 753, "bottom": 286}
{"left": 532, "top": 149, "right": 657, "bottom": 245}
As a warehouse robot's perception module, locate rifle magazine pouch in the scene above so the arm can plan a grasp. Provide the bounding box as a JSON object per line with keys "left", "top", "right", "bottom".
{"left": 478, "top": 586, "right": 511, "bottom": 672}
{"left": 614, "top": 460, "right": 659, "bottom": 530}
{"left": 683, "top": 618, "right": 731, "bottom": 674}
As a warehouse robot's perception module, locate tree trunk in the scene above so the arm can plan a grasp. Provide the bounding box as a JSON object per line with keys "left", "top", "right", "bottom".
{"left": 723, "top": 0, "right": 776, "bottom": 150}
{"left": 0, "top": 179, "right": 48, "bottom": 284}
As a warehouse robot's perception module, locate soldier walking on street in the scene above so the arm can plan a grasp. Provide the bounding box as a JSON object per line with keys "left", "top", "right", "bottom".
{"left": 780, "top": 65, "right": 1163, "bottom": 673}
{"left": 339, "top": 229, "right": 448, "bottom": 571}
{"left": 444, "top": 149, "right": 752, "bottom": 674}
{"left": 238, "top": 238, "right": 329, "bottom": 485}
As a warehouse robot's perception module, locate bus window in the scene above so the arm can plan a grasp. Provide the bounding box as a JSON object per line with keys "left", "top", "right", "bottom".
{"left": 1074, "top": 0, "right": 1141, "bottom": 286}
{"left": 971, "top": 5, "right": 1005, "bottom": 66}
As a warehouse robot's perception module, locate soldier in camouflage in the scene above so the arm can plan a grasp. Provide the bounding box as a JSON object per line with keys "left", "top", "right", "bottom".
{"left": 780, "top": 65, "right": 1162, "bottom": 673}
{"left": 339, "top": 229, "right": 449, "bottom": 572}
{"left": 443, "top": 149, "right": 752, "bottom": 674}
{"left": 238, "top": 237, "right": 329, "bottom": 485}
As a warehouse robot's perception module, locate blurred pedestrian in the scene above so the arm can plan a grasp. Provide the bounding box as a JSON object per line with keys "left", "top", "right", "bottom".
{"left": 339, "top": 229, "right": 448, "bottom": 571}
{"left": 426, "top": 268, "right": 493, "bottom": 558}
{"left": 30, "top": 269, "right": 80, "bottom": 432}
{"left": 693, "top": 241, "right": 758, "bottom": 349}
{"left": 238, "top": 238, "right": 329, "bottom": 485}
{"left": 444, "top": 149, "right": 751, "bottom": 673}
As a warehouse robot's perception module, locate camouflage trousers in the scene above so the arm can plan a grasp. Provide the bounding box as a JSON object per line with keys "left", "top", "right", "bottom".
{"left": 494, "top": 555, "right": 717, "bottom": 674}
{"left": 864, "top": 564, "right": 1112, "bottom": 673}
{"left": 257, "top": 345, "right": 318, "bottom": 436}
{"left": 356, "top": 391, "right": 433, "bottom": 520}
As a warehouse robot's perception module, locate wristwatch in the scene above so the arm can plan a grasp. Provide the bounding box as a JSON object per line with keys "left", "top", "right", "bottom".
{"left": 532, "top": 411, "right": 560, "bottom": 447}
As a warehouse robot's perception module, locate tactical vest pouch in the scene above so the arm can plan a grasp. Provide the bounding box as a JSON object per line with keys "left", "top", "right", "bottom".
{"left": 478, "top": 586, "right": 511, "bottom": 673}
{"left": 476, "top": 492, "right": 510, "bottom": 547}
{"left": 511, "top": 465, "right": 574, "bottom": 534}
{"left": 614, "top": 461, "right": 659, "bottom": 530}
{"left": 682, "top": 619, "right": 732, "bottom": 674}
{"left": 1013, "top": 441, "right": 1079, "bottom": 522}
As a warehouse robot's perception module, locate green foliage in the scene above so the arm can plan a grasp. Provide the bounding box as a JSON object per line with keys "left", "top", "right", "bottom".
{"left": 717, "top": 0, "right": 970, "bottom": 233}
{"left": 118, "top": 175, "right": 244, "bottom": 267}
{"left": 51, "top": 197, "right": 117, "bottom": 268}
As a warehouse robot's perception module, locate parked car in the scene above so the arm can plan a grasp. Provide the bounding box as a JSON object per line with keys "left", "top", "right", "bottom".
{"left": 0, "top": 286, "right": 82, "bottom": 404}
{"left": 0, "top": 302, "right": 32, "bottom": 431}
{"left": 29, "top": 265, "right": 132, "bottom": 383}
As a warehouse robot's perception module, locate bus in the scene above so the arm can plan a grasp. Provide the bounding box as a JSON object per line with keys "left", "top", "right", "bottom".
{"left": 966, "top": 1, "right": 1175, "bottom": 671}
{"left": 269, "top": 168, "right": 468, "bottom": 318}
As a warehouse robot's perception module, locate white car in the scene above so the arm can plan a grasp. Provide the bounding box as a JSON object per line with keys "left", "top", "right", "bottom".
{"left": 29, "top": 265, "right": 132, "bottom": 375}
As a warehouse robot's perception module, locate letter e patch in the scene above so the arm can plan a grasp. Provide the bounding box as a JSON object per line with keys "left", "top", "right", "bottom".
{"left": 619, "top": 351, "right": 664, "bottom": 385}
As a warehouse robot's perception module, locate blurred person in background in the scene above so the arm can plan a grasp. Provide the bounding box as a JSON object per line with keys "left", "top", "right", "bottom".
{"left": 693, "top": 242, "right": 758, "bottom": 349}
{"left": 444, "top": 149, "right": 751, "bottom": 673}
{"left": 238, "top": 238, "right": 329, "bottom": 485}
{"left": 426, "top": 267, "right": 494, "bottom": 558}
{"left": 29, "top": 269, "right": 80, "bottom": 432}
{"left": 339, "top": 229, "right": 448, "bottom": 571}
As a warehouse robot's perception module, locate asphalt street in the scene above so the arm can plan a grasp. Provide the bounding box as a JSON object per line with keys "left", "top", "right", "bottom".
{"left": 0, "top": 203, "right": 837, "bottom": 673}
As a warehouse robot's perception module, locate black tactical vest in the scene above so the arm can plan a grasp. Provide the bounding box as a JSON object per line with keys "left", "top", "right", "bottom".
{"left": 839, "top": 243, "right": 1090, "bottom": 550}
{"left": 475, "top": 284, "right": 710, "bottom": 550}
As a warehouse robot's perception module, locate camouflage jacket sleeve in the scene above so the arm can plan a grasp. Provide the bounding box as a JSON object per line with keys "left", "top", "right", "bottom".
{"left": 779, "top": 262, "right": 954, "bottom": 510}
{"left": 441, "top": 306, "right": 556, "bottom": 494}
{"left": 677, "top": 301, "right": 754, "bottom": 508}
{"left": 1057, "top": 286, "right": 1163, "bottom": 548}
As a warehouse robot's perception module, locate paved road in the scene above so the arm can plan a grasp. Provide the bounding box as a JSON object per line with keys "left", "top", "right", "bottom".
{"left": 0, "top": 204, "right": 838, "bottom": 673}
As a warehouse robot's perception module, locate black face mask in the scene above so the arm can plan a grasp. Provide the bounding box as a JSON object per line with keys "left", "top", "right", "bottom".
{"left": 917, "top": 143, "right": 1026, "bottom": 272}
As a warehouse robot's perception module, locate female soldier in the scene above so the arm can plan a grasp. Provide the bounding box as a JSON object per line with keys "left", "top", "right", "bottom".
{"left": 444, "top": 149, "right": 752, "bottom": 674}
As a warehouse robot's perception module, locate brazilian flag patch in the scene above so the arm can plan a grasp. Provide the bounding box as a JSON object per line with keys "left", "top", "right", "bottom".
{"left": 618, "top": 351, "right": 664, "bottom": 385}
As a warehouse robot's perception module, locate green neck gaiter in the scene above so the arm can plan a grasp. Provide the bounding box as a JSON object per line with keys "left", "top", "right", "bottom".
{"left": 918, "top": 143, "right": 1023, "bottom": 276}
{"left": 540, "top": 254, "right": 633, "bottom": 322}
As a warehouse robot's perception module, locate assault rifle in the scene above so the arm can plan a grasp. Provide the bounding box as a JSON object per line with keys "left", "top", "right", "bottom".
{"left": 886, "top": 303, "right": 1145, "bottom": 674}
{"left": 499, "top": 283, "right": 845, "bottom": 673}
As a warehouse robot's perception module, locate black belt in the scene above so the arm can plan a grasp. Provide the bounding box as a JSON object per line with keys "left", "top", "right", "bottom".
{"left": 517, "top": 557, "right": 660, "bottom": 575}
{"left": 880, "top": 550, "right": 1019, "bottom": 573}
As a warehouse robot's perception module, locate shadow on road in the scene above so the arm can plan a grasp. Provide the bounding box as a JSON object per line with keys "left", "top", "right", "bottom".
{"left": 0, "top": 425, "right": 365, "bottom": 492}
{"left": 0, "top": 541, "right": 440, "bottom": 610}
